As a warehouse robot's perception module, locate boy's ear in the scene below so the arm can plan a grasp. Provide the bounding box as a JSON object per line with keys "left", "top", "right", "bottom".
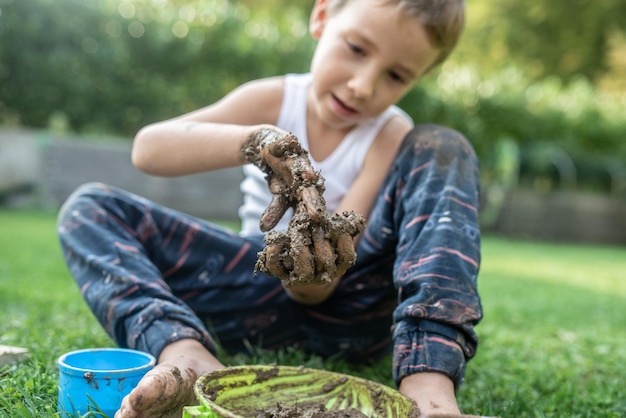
{"left": 309, "top": 0, "right": 329, "bottom": 40}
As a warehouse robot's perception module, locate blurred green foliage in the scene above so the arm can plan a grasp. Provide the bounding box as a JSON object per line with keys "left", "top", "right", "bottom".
{"left": 456, "top": 0, "right": 626, "bottom": 83}
{"left": 404, "top": 65, "right": 626, "bottom": 162}
{"left": 0, "top": 0, "right": 315, "bottom": 133}
{"left": 0, "top": 0, "right": 625, "bottom": 166}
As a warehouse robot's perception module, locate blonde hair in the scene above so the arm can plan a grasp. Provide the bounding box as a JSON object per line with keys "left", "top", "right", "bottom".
{"left": 327, "top": 0, "right": 465, "bottom": 70}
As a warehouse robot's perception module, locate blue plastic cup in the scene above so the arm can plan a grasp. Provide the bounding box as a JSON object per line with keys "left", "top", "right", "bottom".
{"left": 58, "top": 348, "right": 156, "bottom": 417}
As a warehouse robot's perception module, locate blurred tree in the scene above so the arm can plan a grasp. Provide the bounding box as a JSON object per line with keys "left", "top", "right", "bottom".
{"left": 0, "top": 0, "right": 314, "bottom": 136}
{"left": 0, "top": 0, "right": 111, "bottom": 128}
{"left": 596, "top": 29, "right": 626, "bottom": 93}
{"left": 455, "top": 0, "right": 626, "bottom": 84}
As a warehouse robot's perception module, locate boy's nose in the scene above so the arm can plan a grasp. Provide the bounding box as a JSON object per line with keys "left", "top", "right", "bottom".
{"left": 347, "top": 68, "right": 378, "bottom": 100}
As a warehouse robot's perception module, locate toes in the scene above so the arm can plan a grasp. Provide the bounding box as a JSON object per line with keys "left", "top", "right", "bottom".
{"left": 128, "top": 371, "right": 166, "bottom": 411}
{"left": 116, "top": 393, "right": 138, "bottom": 418}
{"left": 118, "top": 365, "right": 194, "bottom": 418}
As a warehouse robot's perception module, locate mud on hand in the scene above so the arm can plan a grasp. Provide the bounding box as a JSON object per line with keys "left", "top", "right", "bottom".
{"left": 242, "top": 128, "right": 366, "bottom": 287}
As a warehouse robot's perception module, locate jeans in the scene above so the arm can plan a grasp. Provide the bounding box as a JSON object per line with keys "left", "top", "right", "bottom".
{"left": 57, "top": 124, "right": 482, "bottom": 388}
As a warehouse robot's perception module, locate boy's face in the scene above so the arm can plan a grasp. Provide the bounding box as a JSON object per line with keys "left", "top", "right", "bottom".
{"left": 308, "top": 0, "right": 439, "bottom": 129}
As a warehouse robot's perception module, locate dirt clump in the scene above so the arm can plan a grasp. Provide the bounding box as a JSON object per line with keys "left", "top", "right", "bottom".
{"left": 242, "top": 129, "right": 366, "bottom": 287}
{"left": 257, "top": 402, "right": 368, "bottom": 418}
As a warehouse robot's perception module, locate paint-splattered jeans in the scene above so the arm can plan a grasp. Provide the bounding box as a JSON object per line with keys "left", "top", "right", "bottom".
{"left": 57, "top": 124, "right": 482, "bottom": 389}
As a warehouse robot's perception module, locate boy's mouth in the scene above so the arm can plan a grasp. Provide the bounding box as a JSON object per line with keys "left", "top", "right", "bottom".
{"left": 331, "top": 94, "right": 358, "bottom": 117}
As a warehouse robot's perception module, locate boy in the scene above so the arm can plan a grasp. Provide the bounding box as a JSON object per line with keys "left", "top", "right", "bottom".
{"left": 58, "top": 0, "right": 483, "bottom": 416}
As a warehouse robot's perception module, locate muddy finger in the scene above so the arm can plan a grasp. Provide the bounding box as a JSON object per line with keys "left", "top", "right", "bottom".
{"left": 260, "top": 194, "right": 290, "bottom": 232}
{"left": 266, "top": 132, "right": 302, "bottom": 157}
{"left": 300, "top": 186, "right": 326, "bottom": 223}
{"left": 259, "top": 243, "right": 290, "bottom": 282}
{"left": 288, "top": 232, "right": 315, "bottom": 287}
{"left": 334, "top": 233, "right": 357, "bottom": 278}
{"left": 267, "top": 173, "right": 289, "bottom": 195}
{"left": 311, "top": 224, "right": 336, "bottom": 283}
{"left": 259, "top": 147, "right": 295, "bottom": 185}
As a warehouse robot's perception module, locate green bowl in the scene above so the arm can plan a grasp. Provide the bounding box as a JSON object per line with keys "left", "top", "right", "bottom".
{"left": 183, "top": 365, "right": 419, "bottom": 418}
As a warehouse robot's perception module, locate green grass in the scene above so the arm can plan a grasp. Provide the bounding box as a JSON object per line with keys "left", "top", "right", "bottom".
{"left": 1, "top": 209, "right": 625, "bottom": 417}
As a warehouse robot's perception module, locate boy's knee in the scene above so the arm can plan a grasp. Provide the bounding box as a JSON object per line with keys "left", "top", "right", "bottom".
{"left": 58, "top": 182, "right": 109, "bottom": 222}
{"left": 401, "top": 123, "right": 477, "bottom": 164}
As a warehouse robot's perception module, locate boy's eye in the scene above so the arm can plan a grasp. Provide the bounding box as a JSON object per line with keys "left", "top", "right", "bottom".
{"left": 347, "top": 41, "right": 365, "bottom": 56}
{"left": 389, "top": 71, "right": 406, "bottom": 84}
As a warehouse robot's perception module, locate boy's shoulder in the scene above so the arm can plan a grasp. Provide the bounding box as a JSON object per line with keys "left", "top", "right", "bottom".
{"left": 246, "top": 73, "right": 313, "bottom": 93}
{"left": 222, "top": 75, "right": 288, "bottom": 125}
{"left": 238, "top": 75, "right": 286, "bottom": 96}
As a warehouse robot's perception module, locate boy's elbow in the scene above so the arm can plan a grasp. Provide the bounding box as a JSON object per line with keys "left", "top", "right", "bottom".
{"left": 284, "top": 283, "right": 335, "bottom": 306}
{"left": 130, "top": 147, "right": 149, "bottom": 172}
{"left": 131, "top": 126, "right": 153, "bottom": 172}
{"left": 287, "top": 291, "right": 330, "bottom": 306}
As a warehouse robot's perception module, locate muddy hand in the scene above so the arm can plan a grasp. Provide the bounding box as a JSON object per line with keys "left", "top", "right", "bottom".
{"left": 290, "top": 208, "right": 366, "bottom": 286}
{"left": 242, "top": 128, "right": 366, "bottom": 287}
{"left": 255, "top": 208, "right": 365, "bottom": 287}
{"left": 242, "top": 128, "right": 324, "bottom": 232}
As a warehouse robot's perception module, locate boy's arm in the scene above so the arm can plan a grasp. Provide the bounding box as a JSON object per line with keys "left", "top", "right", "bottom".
{"left": 131, "top": 77, "right": 285, "bottom": 176}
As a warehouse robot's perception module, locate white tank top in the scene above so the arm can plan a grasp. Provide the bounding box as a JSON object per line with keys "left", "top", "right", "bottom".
{"left": 239, "top": 73, "right": 411, "bottom": 236}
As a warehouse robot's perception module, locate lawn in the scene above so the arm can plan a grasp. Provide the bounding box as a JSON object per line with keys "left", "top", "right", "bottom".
{"left": 1, "top": 208, "right": 625, "bottom": 417}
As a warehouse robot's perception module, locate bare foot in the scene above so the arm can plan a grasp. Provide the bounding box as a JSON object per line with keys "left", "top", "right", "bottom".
{"left": 399, "top": 372, "right": 462, "bottom": 417}
{"left": 115, "top": 339, "right": 224, "bottom": 418}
